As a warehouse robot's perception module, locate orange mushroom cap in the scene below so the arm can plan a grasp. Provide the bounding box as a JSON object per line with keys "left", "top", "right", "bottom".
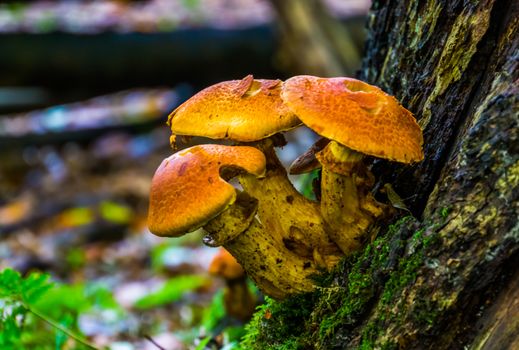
{"left": 147, "top": 144, "right": 266, "bottom": 237}
{"left": 168, "top": 75, "right": 301, "bottom": 142}
{"left": 209, "top": 248, "right": 245, "bottom": 280}
{"left": 281, "top": 75, "right": 424, "bottom": 163}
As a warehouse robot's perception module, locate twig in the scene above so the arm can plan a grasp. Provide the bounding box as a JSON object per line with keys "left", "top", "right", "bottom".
{"left": 144, "top": 334, "right": 167, "bottom": 350}
{"left": 26, "top": 304, "right": 101, "bottom": 350}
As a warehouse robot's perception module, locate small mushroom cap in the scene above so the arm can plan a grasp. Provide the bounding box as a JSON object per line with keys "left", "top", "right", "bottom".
{"left": 281, "top": 75, "right": 424, "bottom": 163}
{"left": 289, "top": 137, "right": 330, "bottom": 174}
{"left": 209, "top": 248, "right": 245, "bottom": 280}
{"left": 168, "top": 75, "right": 301, "bottom": 142}
{"left": 147, "top": 144, "right": 266, "bottom": 237}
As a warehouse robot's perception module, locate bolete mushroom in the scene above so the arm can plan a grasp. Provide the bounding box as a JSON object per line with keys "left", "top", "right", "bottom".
{"left": 148, "top": 144, "right": 320, "bottom": 299}
{"left": 168, "top": 75, "right": 342, "bottom": 270}
{"left": 281, "top": 75, "right": 423, "bottom": 253}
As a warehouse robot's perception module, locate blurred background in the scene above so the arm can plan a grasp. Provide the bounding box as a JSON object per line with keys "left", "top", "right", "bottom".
{"left": 0, "top": 1, "right": 369, "bottom": 349}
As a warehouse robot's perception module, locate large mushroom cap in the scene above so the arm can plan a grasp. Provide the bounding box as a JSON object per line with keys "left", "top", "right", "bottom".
{"left": 281, "top": 75, "right": 424, "bottom": 163}
{"left": 148, "top": 144, "right": 266, "bottom": 237}
{"left": 168, "top": 75, "right": 301, "bottom": 142}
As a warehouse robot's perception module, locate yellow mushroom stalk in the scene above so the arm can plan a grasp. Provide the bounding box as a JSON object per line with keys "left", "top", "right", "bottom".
{"left": 238, "top": 138, "right": 342, "bottom": 269}
{"left": 204, "top": 193, "right": 319, "bottom": 298}
{"left": 316, "top": 141, "right": 384, "bottom": 251}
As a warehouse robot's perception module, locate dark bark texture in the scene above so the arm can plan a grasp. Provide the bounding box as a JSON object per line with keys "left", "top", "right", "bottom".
{"left": 345, "top": 0, "right": 518, "bottom": 347}
{"left": 361, "top": 0, "right": 518, "bottom": 215}
{"left": 243, "top": 0, "right": 518, "bottom": 349}
{"left": 340, "top": 0, "right": 519, "bottom": 347}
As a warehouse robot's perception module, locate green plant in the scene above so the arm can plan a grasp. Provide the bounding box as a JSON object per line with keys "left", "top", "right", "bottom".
{"left": 0, "top": 268, "right": 100, "bottom": 350}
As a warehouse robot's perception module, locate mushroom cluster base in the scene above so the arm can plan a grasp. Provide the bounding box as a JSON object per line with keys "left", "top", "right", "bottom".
{"left": 204, "top": 191, "right": 320, "bottom": 299}
{"left": 239, "top": 140, "right": 343, "bottom": 270}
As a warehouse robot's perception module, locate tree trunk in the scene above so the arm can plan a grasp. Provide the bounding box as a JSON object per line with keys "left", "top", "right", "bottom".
{"left": 354, "top": 0, "right": 519, "bottom": 346}
{"left": 243, "top": 1, "right": 518, "bottom": 349}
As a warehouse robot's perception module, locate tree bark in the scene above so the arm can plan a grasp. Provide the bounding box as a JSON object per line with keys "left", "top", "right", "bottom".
{"left": 244, "top": 1, "right": 518, "bottom": 349}
{"left": 361, "top": 0, "right": 518, "bottom": 215}
{"left": 343, "top": 0, "right": 519, "bottom": 347}
{"left": 470, "top": 268, "right": 519, "bottom": 350}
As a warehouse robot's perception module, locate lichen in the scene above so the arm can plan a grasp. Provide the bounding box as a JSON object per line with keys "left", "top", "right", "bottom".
{"left": 238, "top": 213, "right": 452, "bottom": 349}
{"left": 409, "top": 0, "right": 443, "bottom": 49}
{"left": 419, "top": 4, "right": 492, "bottom": 129}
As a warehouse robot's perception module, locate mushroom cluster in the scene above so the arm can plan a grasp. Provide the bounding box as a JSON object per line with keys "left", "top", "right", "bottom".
{"left": 148, "top": 75, "right": 423, "bottom": 299}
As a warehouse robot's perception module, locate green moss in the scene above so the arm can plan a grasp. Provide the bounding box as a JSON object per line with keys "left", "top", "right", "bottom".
{"left": 412, "top": 298, "right": 440, "bottom": 327}
{"left": 240, "top": 215, "right": 445, "bottom": 349}
{"left": 240, "top": 294, "right": 317, "bottom": 349}
{"left": 316, "top": 230, "right": 396, "bottom": 341}
{"left": 380, "top": 246, "right": 422, "bottom": 304}
{"left": 440, "top": 206, "right": 451, "bottom": 219}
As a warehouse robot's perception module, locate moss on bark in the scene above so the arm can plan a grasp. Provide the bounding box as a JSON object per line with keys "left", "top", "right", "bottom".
{"left": 240, "top": 215, "right": 452, "bottom": 349}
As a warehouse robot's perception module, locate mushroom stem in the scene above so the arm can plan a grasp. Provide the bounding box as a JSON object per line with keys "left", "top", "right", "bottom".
{"left": 203, "top": 191, "right": 319, "bottom": 299}
{"left": 318, "top": 141, "right": 389, "bottom": 254}
{"left": 222, "top": 277, "right": 256, "bottom": 321}
{"left": 208, "top": 248, "right": 255, "bottom": 321}
{"left": 225, "top": 219, "right": 318, "bottom": 299}
{"left": 238, "top": 139, "right": 342, "bottom": 270}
